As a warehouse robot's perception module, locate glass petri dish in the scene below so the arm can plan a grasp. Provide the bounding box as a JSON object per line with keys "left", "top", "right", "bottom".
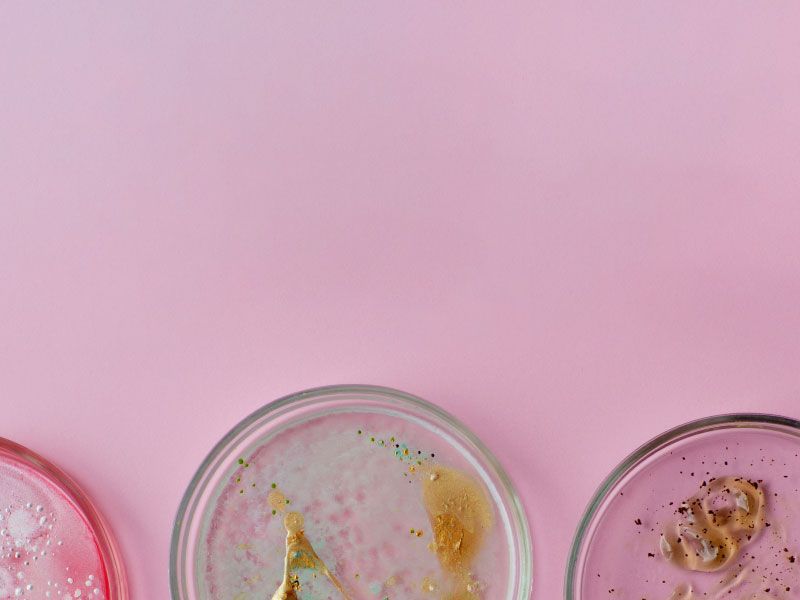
{"left": 566, "top": 413, "right": 800, "bottom": 600}
{"left": 170, "top": 384, "right": 532, "bottom": 600}
{"left": 0, "top": 437, "right": 127, "bottom": 600}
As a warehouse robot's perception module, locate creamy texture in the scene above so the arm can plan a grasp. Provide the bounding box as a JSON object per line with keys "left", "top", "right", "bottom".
{"left": 202, "top": 412, "right": 508, "bottom": 600}
{"left": 660, "top": 476, "right": 766, "bottom": 573}
{"left": 0, "top": 452, "right": 109, "bottom": 600}
{"left": 581, "top": 428, "right": 800, "bottom": 600}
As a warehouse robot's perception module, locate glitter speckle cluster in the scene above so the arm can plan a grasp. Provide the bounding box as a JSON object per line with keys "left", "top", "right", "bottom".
{"left": 203, "top": 412, "right": 507, "bottom": 600}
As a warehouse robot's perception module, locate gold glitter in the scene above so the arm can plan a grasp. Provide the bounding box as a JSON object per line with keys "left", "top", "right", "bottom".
{"left": 421, "top": 465, "right": 493, "bottom": 600}
{"left": 421, "top": 576, "right": 439, "bottom": 593}
{"left": 269, "top": 500, "right": 352, "bottom": 600}
{"left": 268, "top": 489, "right": 289, "bottom": 513}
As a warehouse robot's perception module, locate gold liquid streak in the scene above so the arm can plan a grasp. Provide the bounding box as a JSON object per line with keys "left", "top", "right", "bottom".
{"left": 270, "top": 511, "right": 352, "bottom": 600}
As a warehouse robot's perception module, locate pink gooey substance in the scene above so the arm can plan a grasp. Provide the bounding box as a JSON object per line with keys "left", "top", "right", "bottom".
{"left": 0, "top": 447, "right": 110, "bottom": 600}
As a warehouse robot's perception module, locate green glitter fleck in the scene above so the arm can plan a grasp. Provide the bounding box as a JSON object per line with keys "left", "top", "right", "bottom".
{"left": 272, "top": 509, "right": 277, "bottom": 515}
{"left": 271, "top": 482, "right": 277, "bottom": 489}
{"left": 237, "top": 458, "right": 244, "bottom": 465}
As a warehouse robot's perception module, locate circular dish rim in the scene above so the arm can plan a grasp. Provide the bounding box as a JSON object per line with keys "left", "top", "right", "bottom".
{"left": 170, "top": 383, "right": 533, "bottom": 600}
{"left": 564, "top": 412, "right": 800, "bottom": 600}
{"left": 0, "top": 436, "right": 128, "bottom": 600}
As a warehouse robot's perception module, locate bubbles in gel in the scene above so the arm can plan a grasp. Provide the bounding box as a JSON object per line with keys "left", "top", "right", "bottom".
{"left": 0, "top": 454, "right": 109, "bottom": 600}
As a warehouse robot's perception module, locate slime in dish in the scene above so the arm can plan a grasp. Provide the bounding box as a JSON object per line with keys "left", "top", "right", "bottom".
{"left": 580, "top": 427, "right": 800, "bottom": 600}
{"left": 0, "top": 451, "right": 109, "bottom": 600}
{"left": 202, "top": 411, "right": 508, "bottom": 600}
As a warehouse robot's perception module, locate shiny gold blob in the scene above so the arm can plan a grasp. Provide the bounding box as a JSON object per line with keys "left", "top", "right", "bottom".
{"left": 422, "top": 465, "right": 493, "bottom": 600}
{"left": 269, "top": 500, "right": 351, "bottom": 600}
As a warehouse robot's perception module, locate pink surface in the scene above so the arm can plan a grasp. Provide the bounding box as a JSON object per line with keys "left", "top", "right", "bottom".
{"left": 1, "top": 4, "right": 799, "bottom": 599}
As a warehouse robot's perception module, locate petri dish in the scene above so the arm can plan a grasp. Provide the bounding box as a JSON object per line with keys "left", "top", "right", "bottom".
{"left": 566, "top": 413, "right": 800, "bottom": 600}
{"left": 0, "top": 438, "right": 127, "bottom": 600}
{"left": 171, "top": 384, "right": 532, "bottom": 600}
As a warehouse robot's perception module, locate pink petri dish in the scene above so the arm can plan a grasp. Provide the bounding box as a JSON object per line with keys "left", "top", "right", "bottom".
{"left": 171, "top": 385, "right": 532, "bottom": 600}
{"left": 567, "top": 414, "right": 800, "bottom": 600}
{"left": 0, "top": 438, "right": 126, "bottom": 600}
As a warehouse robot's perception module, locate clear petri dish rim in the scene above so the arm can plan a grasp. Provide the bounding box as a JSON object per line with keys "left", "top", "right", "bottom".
{"left": 0, "top": 437, "right": 128, "bottom": 600}
{"left": 170, "top": 383, "right": 533, "bottom": 600}
{"left": 564, "top": 412, "right": 800, "bottom": 600}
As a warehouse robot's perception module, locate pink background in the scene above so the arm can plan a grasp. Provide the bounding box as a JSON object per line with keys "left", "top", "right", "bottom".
{"left": 2, "top": 4, "right": 800, "bottom": 599}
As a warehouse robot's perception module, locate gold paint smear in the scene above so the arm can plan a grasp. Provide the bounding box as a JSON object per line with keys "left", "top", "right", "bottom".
{"left": 270, "top": 509, "right": 352, "bottom": 600}
{"left": 422, "top": 465, "right": 493, "bottom": 600}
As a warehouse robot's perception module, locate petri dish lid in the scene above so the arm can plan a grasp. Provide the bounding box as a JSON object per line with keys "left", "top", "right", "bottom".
{"left": 566, "top": 413, "right": 800, "bottom": 600}
{"left": 171, "top": 384, "right": 532, "bottom": 600}
{"left": 0, "top": 437, "right": 127, "bottom": 600}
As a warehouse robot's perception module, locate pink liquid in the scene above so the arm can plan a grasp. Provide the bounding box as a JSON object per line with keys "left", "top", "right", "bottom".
{"left": 582, "top": 428, "right": 800, "bottom": 600}
{"left": 0, "top": 454, "right": 109, "bottom": 600}
{"left": 202, "top": 411, "right": 511, "bottom": 599}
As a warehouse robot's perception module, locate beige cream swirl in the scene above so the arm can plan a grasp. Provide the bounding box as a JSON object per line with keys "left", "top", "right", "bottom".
{"left": 660, "top": 476, "right": 766, "bottom": 573}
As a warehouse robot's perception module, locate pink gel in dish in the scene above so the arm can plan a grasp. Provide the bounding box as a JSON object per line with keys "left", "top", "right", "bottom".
{"left": 580, "top": 425, "right": 800, "bottom": 600}
{"left": 0, "top": 440, "right": 125, "bottom": 600}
